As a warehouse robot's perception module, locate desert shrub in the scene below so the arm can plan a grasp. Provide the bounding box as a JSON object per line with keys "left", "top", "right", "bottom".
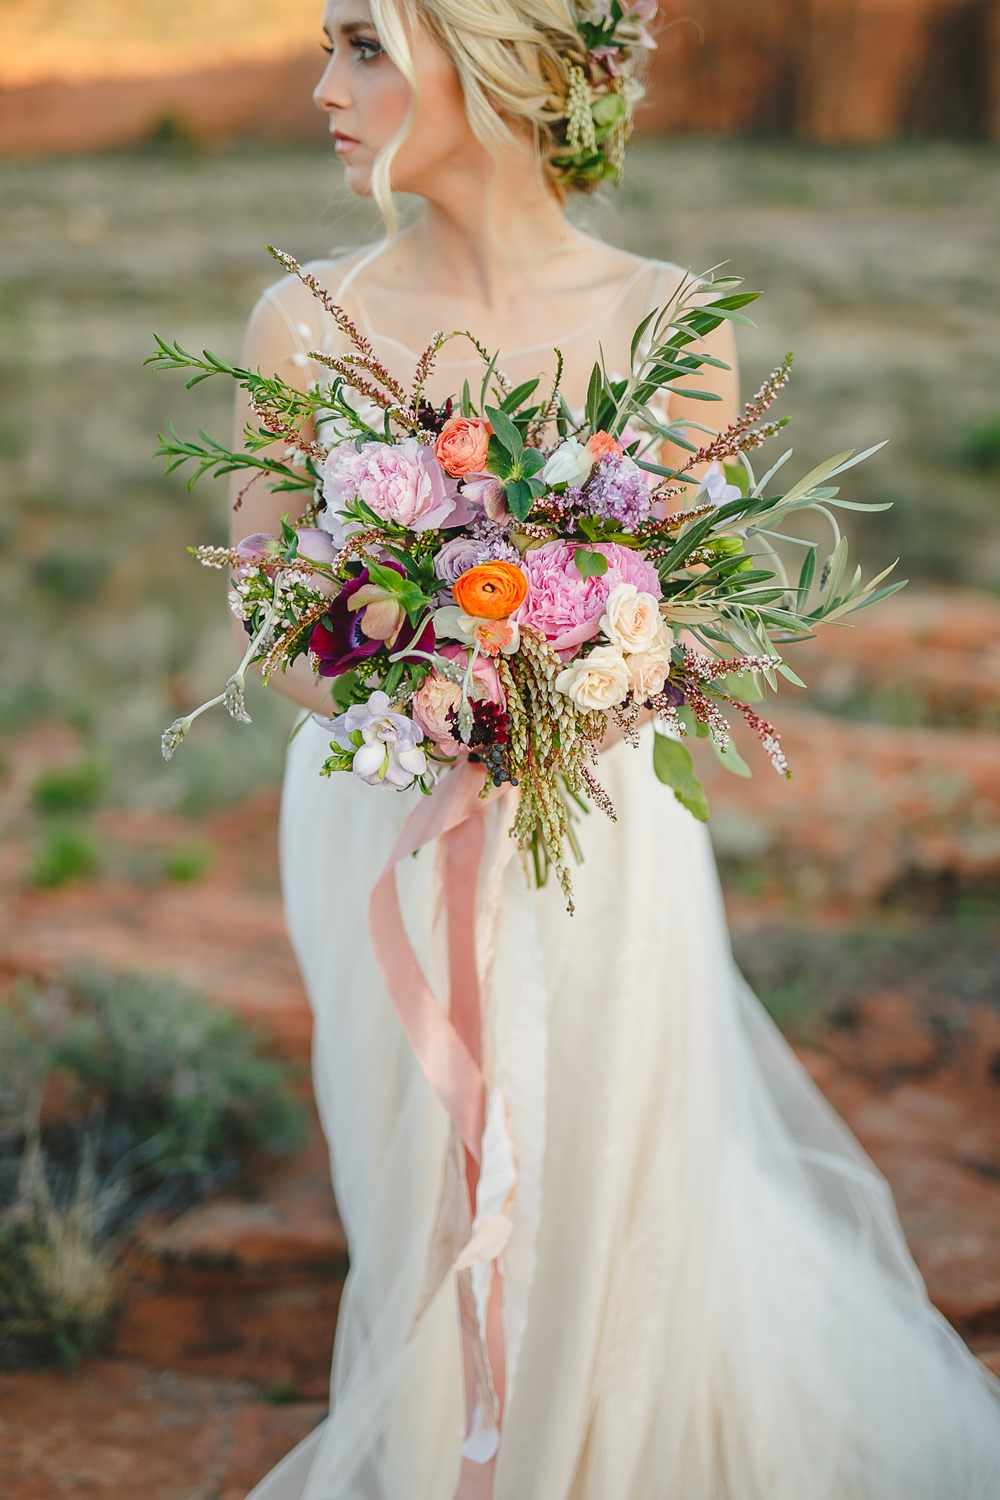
{"left": 31, "top": 822, "right": 101, "bottom": 887}
{"left": 31, "top": 758, "right": 106, "bottom": 815}
{"left": 45, "top": 970, "right": 306, "bottom": 1181}
{"left": 0, "top": 970, "right": 307, "bottom": 1368}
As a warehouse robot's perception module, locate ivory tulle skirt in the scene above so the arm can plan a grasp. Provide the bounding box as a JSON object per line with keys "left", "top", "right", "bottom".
{"left": 246, "top": 720, "right": 1000, "bottom": 1500}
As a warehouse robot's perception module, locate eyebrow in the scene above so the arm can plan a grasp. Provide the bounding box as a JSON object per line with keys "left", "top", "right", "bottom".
{"left": 323, "top": 20, "right": 379, "bottom": 38}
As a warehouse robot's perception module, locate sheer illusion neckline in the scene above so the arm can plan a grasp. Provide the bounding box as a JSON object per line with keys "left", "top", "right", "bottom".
{"left": 323, "top": 254, "right": 658, "bottom": 367}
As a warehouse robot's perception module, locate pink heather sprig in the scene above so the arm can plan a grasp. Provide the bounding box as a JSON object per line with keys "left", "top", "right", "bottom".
{"left": 682, "top": 649, "right": 784, "bottom": 684}
{"left": 248, "top": 398, "right": 326, "bottom": 461}
{"left": 634, "top": 500, "right": 715, "bottom": 537}
{"left": 308, "top": 351, "right": 422, "bottom": 433}
{"left": 267, "top": 246, "right": 375, "bottom": 359}
{"left": 528, "top": 347, "right": 565, "bottom": 447}
{"left": 680, "top": 684, "right": 731, "bottom": 747}
{"left": 729, "top": 701, "right": 790, "bottom": 778}
{"left": 330, "top": 526, "right": 395, "bottom": 573}
{"left": 652, "top": 355, "right": 793, "bottom": 496}
{"left": 335, "top": 350, "right": 408, "bottom": 406}
{"left": 410, "top": 330, "right": 448, "bottom": 410}
{"left": 259, "top": 596, "right": 331, "bottom": 682}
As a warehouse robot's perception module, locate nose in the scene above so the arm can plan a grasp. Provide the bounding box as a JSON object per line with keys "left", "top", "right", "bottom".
{"left": 313, "top": 53, "right": 351, "bottom": 116}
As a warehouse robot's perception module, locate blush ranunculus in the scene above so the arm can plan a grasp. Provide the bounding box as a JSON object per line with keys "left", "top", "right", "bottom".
{"left": 452, "top": 561, "right": 528, "bottom": 620}
{"left": 512, "top": 540, "right": 662, "bottom": 656}
{"left": 585, "top": 429, "right": 623, "bottom": 461}
{"left": 322, "top": 437, "right": 459, "bottom": 533}
{"left": 434, "top": 416, "right": 493, "bottom": 479}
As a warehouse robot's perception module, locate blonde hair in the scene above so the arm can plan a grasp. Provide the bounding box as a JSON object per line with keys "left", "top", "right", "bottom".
{"left": 368, "top": 0, "right": 646, "bottom": 226}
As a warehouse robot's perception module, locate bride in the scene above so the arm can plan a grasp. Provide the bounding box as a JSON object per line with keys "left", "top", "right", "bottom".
{"left": 232, "top": 2, "right": 1000, "bottom": 1496}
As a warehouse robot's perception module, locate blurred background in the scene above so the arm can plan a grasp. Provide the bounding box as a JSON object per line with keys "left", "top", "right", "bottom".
{"left": 1, "top": 3, "right": 999, "bottom": 1496}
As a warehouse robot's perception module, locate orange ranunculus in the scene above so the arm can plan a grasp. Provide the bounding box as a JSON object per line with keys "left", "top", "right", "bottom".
{"left": 585, "top": 429, "right": 623, "bottom": 461}
{"left": 453, "top": 561, "right": 528, "bottom": 619}
{"left": 434, "top": 416, "right": 493, "bottom": 478}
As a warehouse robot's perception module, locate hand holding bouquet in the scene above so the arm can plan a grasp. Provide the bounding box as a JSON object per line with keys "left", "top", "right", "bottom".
{"left": 149, "top": 248, "right": 902, "bottom": 907}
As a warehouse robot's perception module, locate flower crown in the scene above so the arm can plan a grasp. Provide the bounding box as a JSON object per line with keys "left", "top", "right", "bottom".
{"left": 551, "top": 0, "right": 657, "bottom": 192}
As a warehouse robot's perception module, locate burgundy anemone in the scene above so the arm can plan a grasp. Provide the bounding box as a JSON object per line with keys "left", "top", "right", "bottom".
{"left": 309, "top": 563, "right": 434, "bottom": 678}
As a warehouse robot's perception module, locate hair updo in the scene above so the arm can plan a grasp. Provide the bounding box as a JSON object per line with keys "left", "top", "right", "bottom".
{"left": 368, "top": 0, "right": 650, "bottom": 222}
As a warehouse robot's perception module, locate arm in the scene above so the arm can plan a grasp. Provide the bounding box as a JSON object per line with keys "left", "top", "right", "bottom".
{"left": 227, "top": 279, "right": 337, "bottom": 716}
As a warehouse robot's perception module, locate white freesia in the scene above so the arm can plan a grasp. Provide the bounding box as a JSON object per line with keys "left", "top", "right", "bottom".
{"left": 540, "top": 437, "right": 595, "bottom": 488}
{"left": 697, "top": 461, "right": 742, "bottom": 509}
{"left": 322, "top": 690, "right": 427, "bottom": 789}
{"left": 554, "top": 645, "right": 631, "bottom": 711}
{"left": 600, "top": 583, "right": 664, "bottom": 653}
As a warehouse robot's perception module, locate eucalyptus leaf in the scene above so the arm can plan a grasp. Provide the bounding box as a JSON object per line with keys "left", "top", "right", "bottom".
{"left": 712, "top": 737, "right": 752, "bottom": 778}
{"left": 652, "top": 733, "right": 710, "bottom": 822}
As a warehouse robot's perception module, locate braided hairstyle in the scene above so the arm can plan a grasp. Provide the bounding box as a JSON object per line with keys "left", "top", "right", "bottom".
{"left": 369, "top": 0, "right": 654, "bottom": 218}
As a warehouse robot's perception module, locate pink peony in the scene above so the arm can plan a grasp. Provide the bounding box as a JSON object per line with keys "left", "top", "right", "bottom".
{"left": 513, "top": 540, "right": 661, "bottom": 656}
{"left": 322, "top": 437, "right": 459, "bottom": 533}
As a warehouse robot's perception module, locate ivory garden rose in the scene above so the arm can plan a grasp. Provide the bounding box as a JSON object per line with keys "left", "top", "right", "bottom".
{"left": 627, "top": 641, "right": 674, "bottom": 700}
{"left": 600, "top": 583, "right": 667, "bottom": 653}
{"left": 554, "top": 645, "right": 631, "bottom": 711}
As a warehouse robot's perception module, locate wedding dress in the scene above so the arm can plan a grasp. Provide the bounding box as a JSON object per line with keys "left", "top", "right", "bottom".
{"left": 243, "top": 249, "right": 1000, "bottom": 1500}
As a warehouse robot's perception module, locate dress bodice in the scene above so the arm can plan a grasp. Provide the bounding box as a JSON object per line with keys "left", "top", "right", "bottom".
{"left": 256, "top": 242, "right": 688, "bottom": 419}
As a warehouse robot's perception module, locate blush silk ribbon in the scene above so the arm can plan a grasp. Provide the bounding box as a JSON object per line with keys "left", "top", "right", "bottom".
{"left": 368, "top": 760, "right": 516, "bottom": 1498}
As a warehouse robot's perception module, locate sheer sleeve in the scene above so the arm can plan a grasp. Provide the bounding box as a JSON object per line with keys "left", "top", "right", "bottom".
{"left": 228, "top": 263, "right": 343, "bottom": 543}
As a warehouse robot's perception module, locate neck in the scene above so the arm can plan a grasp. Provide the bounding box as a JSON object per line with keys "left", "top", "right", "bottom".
{"left": 403, "top": 144, "right": 583, "bottom": 307}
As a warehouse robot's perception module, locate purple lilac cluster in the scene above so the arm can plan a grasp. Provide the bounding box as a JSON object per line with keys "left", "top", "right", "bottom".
{"left": 467, "top": 515, "right": 522, "bottom": 565}
{"left": 568, "top": 454, "right": 653, "bottom": 532}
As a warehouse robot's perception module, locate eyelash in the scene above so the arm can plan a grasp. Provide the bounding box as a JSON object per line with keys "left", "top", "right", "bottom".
{"left": 320, "top": 38, "right": 382, "bottom": 63}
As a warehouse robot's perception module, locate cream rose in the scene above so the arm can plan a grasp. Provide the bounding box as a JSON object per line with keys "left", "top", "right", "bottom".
{"left": 599, "top": 582, "right": 664, "bottom": 653}
{"left": 554, "top": 645, "right": 631, "bottom": 711}
{"left": 411, "top": 673, "right": 463, "bottom": 749}
{"left": 627, "top": 639, "right": 674, "bottom": 700}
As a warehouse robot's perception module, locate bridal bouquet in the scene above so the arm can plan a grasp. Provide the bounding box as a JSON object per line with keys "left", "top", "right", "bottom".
{"left": 149, "top": 247, "right": 901, "bottom": 905}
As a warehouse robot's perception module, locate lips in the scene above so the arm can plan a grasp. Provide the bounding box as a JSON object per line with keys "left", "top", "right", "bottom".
{"left": 332, "top": 131, "right": 360, "bottom": 152}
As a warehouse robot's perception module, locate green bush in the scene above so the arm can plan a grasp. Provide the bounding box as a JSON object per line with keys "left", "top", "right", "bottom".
{"left": 47, "top": 970, "right": 306, "bottom": 1180}
{"left": 31, "top": 823, "right": 100, "bottom": 888}
{"left": 162, "top": 839, "right": 212, "bottom": 883}
{"left": 958, "top": 417, "right": 1000, "bottom": 473}
{"left": 31, "top": 759, "right": 106, "bottom": 815}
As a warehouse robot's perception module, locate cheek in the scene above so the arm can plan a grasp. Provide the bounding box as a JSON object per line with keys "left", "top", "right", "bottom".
{"left": 364, "top": 67, "right": 413, "bottom": 146}
{"left": 391, "top": 50, "right": 473, "bottom": 173}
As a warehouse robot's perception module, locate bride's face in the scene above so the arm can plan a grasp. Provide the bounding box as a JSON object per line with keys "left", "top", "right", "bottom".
{"left": 315, "top": 0, "right": 481, "bottom": 198}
